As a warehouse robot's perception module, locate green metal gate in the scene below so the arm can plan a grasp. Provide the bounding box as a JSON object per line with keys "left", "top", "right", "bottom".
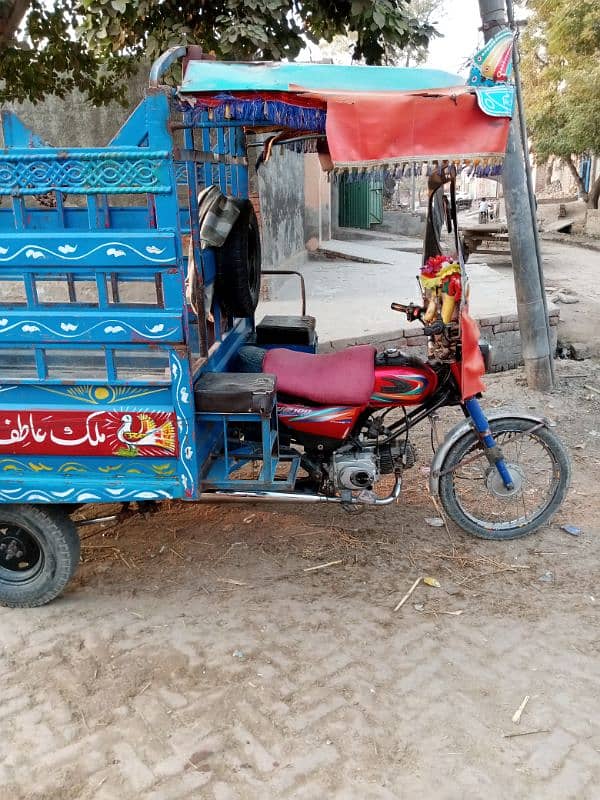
{"left": 339, "top": 175, "right": 383, "bottom": 229}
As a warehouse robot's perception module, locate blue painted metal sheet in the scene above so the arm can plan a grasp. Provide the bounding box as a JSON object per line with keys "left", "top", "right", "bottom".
{"left": 0, "top": 148, "right": 172, "bottom": 196}
{"left": 0, "top": 95, "right": 201, "bottom": 505}
{"left": 180, "top": 61, "right": 463, "bottom": 94}
{"left": 0, "top": 383, "right": 174, "bottom": 408}
{"left": 0, "top": 454, "right": 180, "bottom": 505}
{"left": 0, "top": 474, "right": 180, "bottom": 505}
{"left": 0, "top": 207, "right": 154, "bottom": 233}
{"left": 0, "top": 232, "right": 177, "bottom": 267}
{"left": 0, "top": 310, "right": 183, "bottom": 344}
{"left": 0, "top": 85, "right": 274, "bottom": 507}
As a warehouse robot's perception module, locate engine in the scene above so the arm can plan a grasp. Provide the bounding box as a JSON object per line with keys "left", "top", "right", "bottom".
{"left": 379, "top": 441, "right": 417, "bottom": 473}
{"left": 331, "top": 450, "right": 379, "bottom": 491}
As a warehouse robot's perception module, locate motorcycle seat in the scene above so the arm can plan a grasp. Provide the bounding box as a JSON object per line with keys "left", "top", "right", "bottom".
{"left": 263, "top": 345, "right": 376, "bottom": 405}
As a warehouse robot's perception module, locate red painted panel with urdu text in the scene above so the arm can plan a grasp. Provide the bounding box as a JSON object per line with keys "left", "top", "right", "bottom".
{"left": 0, "top": 411, "right": 178, "bottom": 457}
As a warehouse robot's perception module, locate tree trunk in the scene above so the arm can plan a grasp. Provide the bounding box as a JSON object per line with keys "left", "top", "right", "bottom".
{"left": 563, "top": 156, "right": 589, "bottom": 202}
{"left": 588, "top": 173, "right": 600, "bottom": 210}
{"left": 0, "top": 0, "right": 30, "bottom": 45}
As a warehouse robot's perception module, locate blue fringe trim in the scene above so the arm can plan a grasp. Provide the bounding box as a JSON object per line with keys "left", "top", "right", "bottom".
{"left": 176, "top": 97, "right": 326, "bottom": 133}
{"left": 472, "top": 162, "right": 503, "bottom": 177}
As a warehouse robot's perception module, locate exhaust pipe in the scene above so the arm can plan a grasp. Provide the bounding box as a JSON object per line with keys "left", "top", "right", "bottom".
{"left": 198, "top": 473, "right": 402, "bottom": 507}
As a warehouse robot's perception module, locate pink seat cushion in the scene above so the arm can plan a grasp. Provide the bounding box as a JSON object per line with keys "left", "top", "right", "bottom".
{"left": 263, "top": 345, "right": 376, "bottom": 405}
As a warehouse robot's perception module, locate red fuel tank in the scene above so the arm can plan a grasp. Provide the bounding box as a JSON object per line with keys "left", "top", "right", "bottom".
{"left": 369, "top": 351, "right": 438, "bottom": 408}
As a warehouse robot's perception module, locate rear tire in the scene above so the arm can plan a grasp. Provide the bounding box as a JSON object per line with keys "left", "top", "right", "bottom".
{"left": 215, "top": 200, "right": 261, "bottom": 317}
{"left": 438, "top": 418, "right": 571, "bottom": 540}
{"left": 0, "top": 504, "right": 80, "bottom": 607}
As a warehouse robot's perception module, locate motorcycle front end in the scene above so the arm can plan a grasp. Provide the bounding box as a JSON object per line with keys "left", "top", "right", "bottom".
{"left": 386, "top": 300, "right": 571, "bottom": 541}
{"left": 391, "top": 166, "right": 571, "bottom": 540}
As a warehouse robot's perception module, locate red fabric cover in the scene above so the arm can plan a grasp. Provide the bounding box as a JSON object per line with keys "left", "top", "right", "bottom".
{"left": 325, "top": 91, "right": 510, "bottom": 167}
{"left": 263, "top": 345, "right": 376, "bottom": 405}
{"left": 460, "top": 306, "right": 486, "bottom": 400}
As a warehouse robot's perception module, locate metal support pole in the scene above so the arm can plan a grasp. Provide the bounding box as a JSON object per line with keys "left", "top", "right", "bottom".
{"left": 478, "top": 0, "right": 554, "bottom": 390}
{"left": 506, "top": 0, "right": 555, "bottom": 385}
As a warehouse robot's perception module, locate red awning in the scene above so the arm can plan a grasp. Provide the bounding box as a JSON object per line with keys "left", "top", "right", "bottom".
{"left": 323, "top": 90, "right": 510, "bottom": 169}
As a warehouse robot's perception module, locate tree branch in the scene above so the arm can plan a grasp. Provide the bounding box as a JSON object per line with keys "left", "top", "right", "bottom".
{"left": 0, "top": 0, "right": 31, "bottom": 45}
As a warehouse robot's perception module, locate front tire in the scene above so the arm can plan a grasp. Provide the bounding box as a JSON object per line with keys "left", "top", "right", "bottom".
{"left": 438, "top": 418, "right": 571, "bottom": 540}
{"left": 0, "top": 504, "right": 80, "bottom": 607}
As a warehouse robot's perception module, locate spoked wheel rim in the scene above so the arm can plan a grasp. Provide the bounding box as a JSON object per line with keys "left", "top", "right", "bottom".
{"left": 450, "top": 428, "right": 562, "bottom": 532}
{"left": 0, "top": 523, "right": 44, "bottom": 584}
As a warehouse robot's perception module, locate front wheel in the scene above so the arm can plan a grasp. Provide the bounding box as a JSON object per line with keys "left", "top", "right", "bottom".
{"left": 0, "top": 504, "right": 80, "bottom": 607}
{"left": 438, "top": 418, "right": 571, "bottom": 540}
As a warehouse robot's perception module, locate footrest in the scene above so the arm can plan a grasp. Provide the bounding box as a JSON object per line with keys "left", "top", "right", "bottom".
{"left": 195, "top": 372, "right": 276, "bottom": 415}
{"left": 256, "top": 315, "right": 316, "bottom": 346}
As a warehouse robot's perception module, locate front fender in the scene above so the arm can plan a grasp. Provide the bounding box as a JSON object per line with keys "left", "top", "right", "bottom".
{"left": 428, "top": 408, "right": 548, "bottom": 497}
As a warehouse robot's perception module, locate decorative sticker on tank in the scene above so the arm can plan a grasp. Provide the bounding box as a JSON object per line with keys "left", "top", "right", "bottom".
{"left": 370, "top": 372, "right": 431, "bottom": 404}
{"left": 277, "top": 403, "right": 363, "bottom": 439}
{"left": 277, "top": 405, "right": 356, "bottom": 424}
{"left": 0, "top": 411, "right": 178, "bottom": 457}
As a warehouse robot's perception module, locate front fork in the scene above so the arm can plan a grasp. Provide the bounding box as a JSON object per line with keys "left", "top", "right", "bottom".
{"left": 463, "top": 397, "right": 514, "bottom": 490}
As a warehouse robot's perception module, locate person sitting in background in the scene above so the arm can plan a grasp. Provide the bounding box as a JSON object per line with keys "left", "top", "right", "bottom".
{"left": 478, "top": 197, "right": 489, "bottom": 224}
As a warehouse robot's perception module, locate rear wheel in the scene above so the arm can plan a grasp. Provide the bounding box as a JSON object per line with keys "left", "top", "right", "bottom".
{"left": 439, "top": 418, "right": 571, "bottom": 539}
{"left": 215, "top": 200, "right": 261, "bottom": 317}
{"left": 0, "top": 504, "right": 80, "bottom": 607}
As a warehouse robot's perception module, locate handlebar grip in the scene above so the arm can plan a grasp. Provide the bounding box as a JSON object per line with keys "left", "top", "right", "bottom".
{"left": 391, "top": 302, "right": 422, "bottom": 321}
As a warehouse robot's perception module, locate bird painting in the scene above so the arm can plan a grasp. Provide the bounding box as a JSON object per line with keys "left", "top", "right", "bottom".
{"left": 116, "top": 413, "right": 176, "bottom": 455}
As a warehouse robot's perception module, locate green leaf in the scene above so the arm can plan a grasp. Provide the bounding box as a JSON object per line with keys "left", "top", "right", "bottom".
{"left": 373, "top": 9, "right": 385, "bottom": 29}
{"left": 0, "top": 0, "right": 439, "bottom": 105}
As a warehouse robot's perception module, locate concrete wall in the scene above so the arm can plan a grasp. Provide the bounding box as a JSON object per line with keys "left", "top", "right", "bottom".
{"left": 477, "top": 310, "right": 559, "bottom": 372}
{"left": 379, "top": 209, "right": 426, "bottom": 238}
{"left": 321, "top": 309, "right": 559, "bottom": 373}
{"left": 255, "top": 146, "right": 306, "bottom": 268}
{"left": 585, "top": 209, "right": 600, "bottom": 237}
{"left": 532, "top": 156, "right": 592, "bottom": 201}
{"left": 304, "top": 153, "right": 331, "bottom": 251}
{"left": 4, "top": 69, "right": 149, "bottom": 149}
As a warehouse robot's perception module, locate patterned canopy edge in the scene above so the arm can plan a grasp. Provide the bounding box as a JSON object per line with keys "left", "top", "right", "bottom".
{"left": 176, "top": 29, "right": 515, "bottom": 169}
{"left": 329, "top": 158, "right": 505, "bottom": 179}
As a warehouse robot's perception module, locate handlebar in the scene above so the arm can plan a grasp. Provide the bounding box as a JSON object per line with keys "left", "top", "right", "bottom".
{"left": 390, "top": 302, "right": 423, "bottom": 321}
{"left": 422, "top": 320, "right": 446, "bottom": 336}
{"left": 391, "top": 302, "right": 449, "bottom": 338}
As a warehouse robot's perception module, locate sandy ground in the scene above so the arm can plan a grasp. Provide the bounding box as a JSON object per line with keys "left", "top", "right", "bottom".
{"left": 258, "top": 231, "right": 598, "bottom": 361}
{"left": 468, "top": 236, "right": 600, "bottom": 357}
{"left": 257, "top": 236, "right": 530, "bottom": 345}
{"left": 1, "top": 360, "right": 599, "bottom": 800}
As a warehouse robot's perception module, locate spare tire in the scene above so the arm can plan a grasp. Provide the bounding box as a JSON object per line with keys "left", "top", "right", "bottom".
{"left": 215, "top": 200, "right": 261, "bottom": 318}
